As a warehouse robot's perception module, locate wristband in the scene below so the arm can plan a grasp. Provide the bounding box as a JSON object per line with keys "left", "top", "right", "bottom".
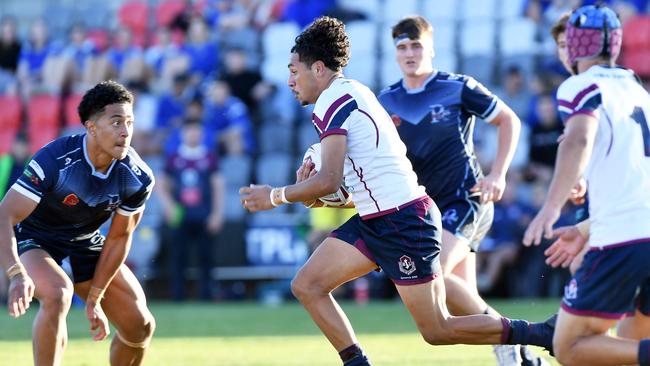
{"left": 87, "top": 286, "right": 106, "bottom": 303}
{"left": 269, "top": 188, "right": 279, "bottom": 207}
{"left": 280, "top": 187, "right": 290, "bottom": 204}
{"left": 6, "top": 263, "right": 25, "bottom": 280}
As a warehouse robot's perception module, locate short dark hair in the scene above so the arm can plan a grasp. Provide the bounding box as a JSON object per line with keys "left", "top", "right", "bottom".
{"left": 392, "top": 16, "right": 433, "bottom": 41}
{"left": 291, "top": 16, "right": 349, "bottom": 71}
{"left": 550, "top": 12, "right": 571, "bottom": 43}
{"left": 78, "top": 80, "right": 133, "bottom": 124}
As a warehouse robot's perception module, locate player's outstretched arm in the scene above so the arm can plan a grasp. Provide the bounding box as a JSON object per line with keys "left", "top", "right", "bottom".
{"left": 523, "top": 113, "right": 598, "bottom": 246}
{"left": 0, "top": 189, "right": 38, "bottom": 318}
{"left": 84, "top": 211, "right": 142, "bottom": 341}
{"left": 472, "top": 105, "right": 521, "bottom": 203}
{"left": 240, "top": 135, "right": 347, "bottom": 212}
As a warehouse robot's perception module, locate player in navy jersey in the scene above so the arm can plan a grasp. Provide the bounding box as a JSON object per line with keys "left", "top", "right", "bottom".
{"left": 378, "top": 16, "right": 548, "bottom": 365}
{"left": 240, "top": 16, "right": 554, "bottom": 366}
{"left": 524, "top": 5, "right": 650, "bottom": 366}
{"left": 0, "top": 81, "right": 155, "bottom": 365}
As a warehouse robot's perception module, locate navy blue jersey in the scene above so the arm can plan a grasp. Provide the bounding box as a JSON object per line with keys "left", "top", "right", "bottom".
{"left": 164, "top": 146, "right": 218, "bottom": 223}
{"left": 12, "top": 134, "right": 154, "bottom": 242}
{"left": 378, "top": 72, "right": 502, "bottom": 199}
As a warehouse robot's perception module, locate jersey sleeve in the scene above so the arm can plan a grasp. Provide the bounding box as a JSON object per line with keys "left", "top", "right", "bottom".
{"left": 11, "top": 147, "right": 58, "bottom": 203}
{"left": 312, "top": 93, "right": 359, "bottom": 140}
{"left": 117, "top": 169, "right": 155, "bottom": 217}
{"left": 557, "top": 77, "right": 602, "bottom": 124}
{"left": 461, "top": 76, "right": 503, "bottom": 122}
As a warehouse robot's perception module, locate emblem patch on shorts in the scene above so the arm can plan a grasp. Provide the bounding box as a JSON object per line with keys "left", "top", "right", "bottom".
{"left": 442, "top": 209, "right": 458, "bottom": 225}
{"left": 63, "top": 193, "right": 80, "bottom": 206}
{"left": 398, "top": 255, "right": 416, "bottom": 275}
{"left": 564, "top": 278, "right": 578, "bottom": 300}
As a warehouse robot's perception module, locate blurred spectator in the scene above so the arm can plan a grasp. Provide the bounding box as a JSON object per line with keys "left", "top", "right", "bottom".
{"left": 0, "top": 16, "right": 20, "bottom": 93}
{"left": 0, "top": 133, "right": 29, "bottom": 197}
{"left": 157, "top": 73, "right": 193, "bottom": 130}
{"left": 528, "top": 94, "right": 562, "bottom": 181}
{"left": 61, "top": 24, "right": 105, "bottom": 91}
{"left": 128, "top": 81, "right": 160, "bottom": 156}
{"left": 145, "top": 27, "right": 190, "bottom": 91}
{"left": 185, "top": 17, "right": 219, "bottom": 81}
{"left": 157, "top": 119, "right": 224, "bottom": 301}
{"left": 202, "top": 79, "right": 255, "bottom": 155}
{"left": 280, "top": 0, "right": 336, "bottom": 28}
{"left": 221, "top": 47, "right": 273, "bottom": 121}
{"left": 477, "top": 177, "right": 533, "bottom": 294}
{"left": 494, "top": 65, "right": 532, "bottom": 123}
{"left": 17, "top": 19, "right": 68, "bottom": 96}
{"left": 106, "top": 26, "right": 146, "bottom": 84}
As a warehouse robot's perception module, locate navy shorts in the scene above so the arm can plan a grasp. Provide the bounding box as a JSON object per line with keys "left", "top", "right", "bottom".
{"left": 561, "top": 239, "right": 650, "bottom": 319}
{"left": 436, "top": 191, "right": 494, "bottom": 252}
{"left": 16, "top": 228, "right": 105, "bottom": 283}
{"left": 330, "top": 197, "right": 442, "bottom": 285}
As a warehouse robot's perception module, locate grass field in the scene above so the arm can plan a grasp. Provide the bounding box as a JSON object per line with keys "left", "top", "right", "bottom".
{"left": 0, "top": 299, "right": 560, "bottom": 365}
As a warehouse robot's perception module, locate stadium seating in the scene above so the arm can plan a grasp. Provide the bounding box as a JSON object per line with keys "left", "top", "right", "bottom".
{"left": 0, "top": 96, "right": 22, "bottom": 154}
{"left": 156, "top": 0, "right": 186, "bottom": 27}
{"left": 382, "top": 0, "right": 419, "bottom": 23}
{"left": 337, "top": 0, "right": 381, "bottom": 21}
{"left": 86, "top": 29, "right": 110, "bottom": 51}
{"left": 27, "top": 95, "right": 61, "bottom": 153}
{"left": 461, "top": 0, "right": 497, "bottom": 20}
{"left": 255, "top": 152, "right": 291, "bottom": 188}
{"left": 258, "top": 123, "right": 293, "bottom": 154}
{"left": 422, "top": 0, "right": 458, "bottom": 21}
{"left": 64, "top": 94, "right": 83, "bottom": 128}
{"left": 118, "top": 0, "right": 149, "bottom": 35}
{"left": 500, "top": 18, "right": 537, "bottom": 56}
{"left": 622, "top": 15, "right": 650, "bottom": 51}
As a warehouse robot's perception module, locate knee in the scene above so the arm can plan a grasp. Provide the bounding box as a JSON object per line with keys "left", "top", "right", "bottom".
{"left": 290, "top": 275, "right": 326, "bottom": 303}
{"left": 121, "top": 309, "right": 156, "bottom": 342}
{"left": 553, "top": 342, "right": 576, "bottom": 366}
{"left": 38, "top": 281, "right": 74, "bottom": 313}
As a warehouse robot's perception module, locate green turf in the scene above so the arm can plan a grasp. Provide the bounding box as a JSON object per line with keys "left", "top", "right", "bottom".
{"left": 0, "top": 299, "right": 560, "bottom": 365}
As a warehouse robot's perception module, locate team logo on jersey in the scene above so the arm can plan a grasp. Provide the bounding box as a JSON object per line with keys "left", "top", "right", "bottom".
{"left": 564, "top": 279, "right": 578, "bottom": 300}
{"left": 132, "top": 165, "right": 141, "bottom": 175}
{"left": 398, "top": 255, "right": 416, "bottom": 275}
{"left": 429, "top": 104, "right": 450, "bottom": 123}
{"left": 23, "top": 170, "right": 40, "bottom": 186}
{"left": 442, "top": 209, "right": 459, "bottom": 225}
{"left": 62, "top": 193, "right": 80, "bottom": 206}
{"left": 104, "top": 194, "right": 121, "bottom": 211}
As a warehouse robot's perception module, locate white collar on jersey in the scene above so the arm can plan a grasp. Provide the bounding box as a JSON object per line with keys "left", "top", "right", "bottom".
{"left": 83, "top": 134, "right": 118, "bottom": 179}
{"left": 402, "top": 71, "right": 438, "bottom": 94}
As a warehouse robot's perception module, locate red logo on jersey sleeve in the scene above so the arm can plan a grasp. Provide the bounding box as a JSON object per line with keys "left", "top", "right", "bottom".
{"left": 62, "top": 194, "right": 79, "bottom": 206}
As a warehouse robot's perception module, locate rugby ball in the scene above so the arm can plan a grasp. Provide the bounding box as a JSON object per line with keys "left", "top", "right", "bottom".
{"left": 302, "top": 143, "right": 352, "bottom": 207}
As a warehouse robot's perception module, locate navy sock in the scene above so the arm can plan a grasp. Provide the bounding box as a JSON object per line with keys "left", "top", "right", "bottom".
{"left": 639, "top": 339, "right": 650, "bottom": 366}
{"left": 502, "top": 318, "right": 553, "bottom": 351}
{"left": 339, "top": 343, "right": 371, "bottom": 366}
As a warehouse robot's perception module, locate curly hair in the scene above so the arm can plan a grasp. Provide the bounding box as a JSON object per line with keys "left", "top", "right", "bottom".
{"left": 291, "top": 16, "right": 349, "bottom": 71}
{"left": 78, "top": 80, "right": 133, "bottom": 124}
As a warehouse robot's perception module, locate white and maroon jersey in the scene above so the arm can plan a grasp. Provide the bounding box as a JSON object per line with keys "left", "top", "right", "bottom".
{"left": 312, "top": 78, "right": 427, "bottom": 219}
{"left": 557, "top": 65, "right": 650, "bottom": 248}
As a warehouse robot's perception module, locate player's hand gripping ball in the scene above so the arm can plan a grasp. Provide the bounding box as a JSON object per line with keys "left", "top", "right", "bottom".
{"left": 302, "top": 143, "right": 351, "bottom": 207}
